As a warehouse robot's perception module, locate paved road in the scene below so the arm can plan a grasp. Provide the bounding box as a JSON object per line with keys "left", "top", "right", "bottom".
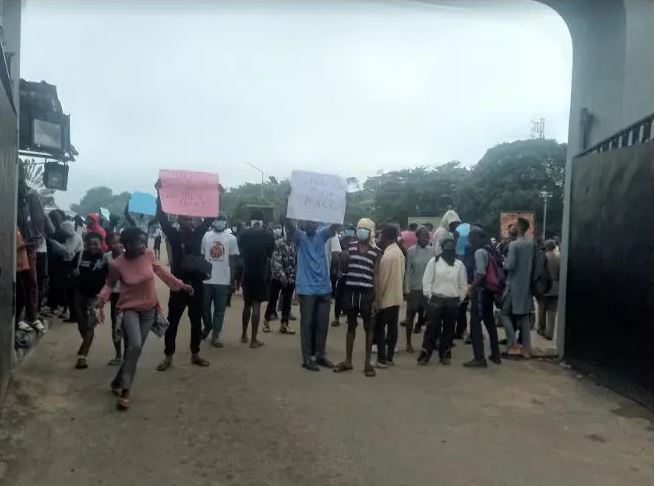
{"left": 1, "top": 281, "right": 653, "bottom": 485}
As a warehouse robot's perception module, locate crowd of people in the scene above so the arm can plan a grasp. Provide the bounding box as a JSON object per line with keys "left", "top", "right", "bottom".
{"left": 15, "top": 175, "right": 561, "bottom": 411}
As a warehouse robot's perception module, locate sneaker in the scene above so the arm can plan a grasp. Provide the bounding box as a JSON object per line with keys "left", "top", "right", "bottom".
{"left": 417, "top": 354, "right": 429, "bottom": 366}
{"left": 331, "top": 320, "right": 340, "bottom": 327}
{"left": 17, "top": 321, "right": 33, "bottom": 333}
{"left": 191, "top": 354, "right": 210, "bottom": 367}
{"left": 488, "top": 354, "right": 502, "bottom": 365}
{"left": 31, "top": 320, "right": 46, "bottom": 334}
{"left": 439, "top": 357, "right": 451, "bottom": 366}
{"left": 107, "top": 357, "right": 122, "bottom": 366}
{"left": 201, "top": 328, "right": 211, "bottom": 340}
{"left": 375, "top": 361, "right": 388, "bottom": 369}
{"left": 75, "top": 357, "right": 88, "bottom": 369}
{"left": 211, "top": 340, "right": 224, "bottom": 348}
{"left": 463, "top": 359, "right": 488, "bottom": 368}
{"left": 386, "top": 360, "right": 396, "bottom": 367}
{"left": 262, "top": 322, "right": 271, "bottom": 333}
{"left": 315, "top": 357, "right": 335, "bottom": 369}
{"left": 302, "top": 361, "right": 320, "bottom": 372}
{"left": 289, "top": 313, "right": 297, "bottom": 321}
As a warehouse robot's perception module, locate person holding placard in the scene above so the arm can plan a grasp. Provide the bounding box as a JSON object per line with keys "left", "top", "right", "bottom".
{"left": 286, "top": 220, "right": 338, "bottom": 372}
{"left": 238, "top": 212, "right": 275, "bottom": 348}
{"left": 154, "top": 183, "right": 214, "bottom": 371}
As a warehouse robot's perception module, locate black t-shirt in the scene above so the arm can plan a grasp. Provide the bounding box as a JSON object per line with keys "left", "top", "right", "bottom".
{"left": 75, "top": 251, "right": 107, "bottom": 297}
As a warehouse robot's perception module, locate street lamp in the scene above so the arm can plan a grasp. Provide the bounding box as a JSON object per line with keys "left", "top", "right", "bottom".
{"left": 246, "top": 162, "right": 265, "bottom": 199}
{"left": 539, "top": 190, "right": 553, "bottom": 239}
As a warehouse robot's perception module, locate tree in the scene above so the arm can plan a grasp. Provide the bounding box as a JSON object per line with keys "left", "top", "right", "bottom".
{"left": 456, "top": 139, "right": 566, "bottom": 237}
{"left": 19, "top": 159, "right": 56, "bottom": 207}
{"left": 70, "top": 186, "right": 131, "bottom": 216}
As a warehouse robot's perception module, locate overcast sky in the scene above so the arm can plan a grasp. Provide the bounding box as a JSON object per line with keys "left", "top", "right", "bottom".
{"left": 20, "top": 0, "right": 572, "bottom": 209}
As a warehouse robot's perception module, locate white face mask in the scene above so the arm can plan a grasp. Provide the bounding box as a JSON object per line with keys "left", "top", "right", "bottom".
{"left": 251, "top": 220, "right": 263, "bottom": 228}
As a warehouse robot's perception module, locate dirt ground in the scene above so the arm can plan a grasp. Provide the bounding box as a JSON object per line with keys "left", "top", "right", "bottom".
{"left": 1, "top": 280, "right": 653, "bottom": 486}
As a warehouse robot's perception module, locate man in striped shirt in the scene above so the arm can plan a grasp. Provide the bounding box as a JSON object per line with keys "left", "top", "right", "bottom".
{"left": 333, "top": 218, "right": 381, "bottom": 377}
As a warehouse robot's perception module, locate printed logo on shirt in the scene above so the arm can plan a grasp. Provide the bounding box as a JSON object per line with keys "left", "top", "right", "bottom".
{"left": 210, "top": 241, "right": 225, "bottom": 260}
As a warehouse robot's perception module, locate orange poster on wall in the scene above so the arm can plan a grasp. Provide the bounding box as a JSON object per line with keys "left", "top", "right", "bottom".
{"left": 499, "top": 211, "right": 536, "bottom": 240}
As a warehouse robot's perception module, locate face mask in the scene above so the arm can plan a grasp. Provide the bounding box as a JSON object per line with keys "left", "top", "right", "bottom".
{"left": 212, "top": 220, "right": 227, "bottom": 231}
{"left": 344, "top": 229, "right": 355, "bottom": 238}
{"left": 441, "top": 249, "right": 456, "bottom": 264}
{"left": 356, "top": 228, "right": 370, "bottom": 242}
{"left": 273, "top": 228, "right": 283, "bottom": 238}
{"left": 231, "top": 226, "right": 237, "bottom": 233}
{"left": 251, "top": 220, "right": 263, "bottom": 228}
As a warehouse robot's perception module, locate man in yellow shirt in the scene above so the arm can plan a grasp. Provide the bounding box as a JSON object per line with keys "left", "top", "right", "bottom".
{"left": 374, "top": 224, "right": 405, "bottom": 368}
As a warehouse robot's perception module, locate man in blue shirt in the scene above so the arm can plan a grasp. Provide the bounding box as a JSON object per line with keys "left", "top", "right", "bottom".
{"left": 289, "top": 220, "right": 338, "bottom": 372}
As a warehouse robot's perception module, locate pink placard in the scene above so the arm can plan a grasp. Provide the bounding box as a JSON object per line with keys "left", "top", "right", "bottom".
{"left": 159, "top": 169, "right": 219, "bottom": 217}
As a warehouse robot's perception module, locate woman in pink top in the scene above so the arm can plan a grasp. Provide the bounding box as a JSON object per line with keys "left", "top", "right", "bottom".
{"left": 96, "top": 227, "right": 193, "bottom": 411}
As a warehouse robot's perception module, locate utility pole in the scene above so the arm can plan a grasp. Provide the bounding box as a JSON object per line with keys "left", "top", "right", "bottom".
{"left": 539, "top": 190, "right": 553, "bottom": 239}
{"left": 246, "top": 162, "right": 265, "bottom": 199}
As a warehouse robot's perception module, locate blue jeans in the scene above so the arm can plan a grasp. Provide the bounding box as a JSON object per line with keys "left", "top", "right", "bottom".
{"left": 203, "top": 284, "right": 230, "bottom": 342}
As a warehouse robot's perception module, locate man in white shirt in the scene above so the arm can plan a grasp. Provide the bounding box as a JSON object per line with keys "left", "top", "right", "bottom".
{"left": 201, "top": 215, "right": 239, "bottom": 347}
{"left": 418, "top": 237, "right": 468, "bottom": 366}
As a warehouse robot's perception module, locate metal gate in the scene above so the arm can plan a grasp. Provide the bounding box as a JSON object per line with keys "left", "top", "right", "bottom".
{"left": 566, "top": 134, "right": 654, "bottom": 406}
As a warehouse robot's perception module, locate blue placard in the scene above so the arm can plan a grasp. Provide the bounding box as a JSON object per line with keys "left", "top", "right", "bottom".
{"left": 128, "top": 192, "right": 157, "bottom": 216}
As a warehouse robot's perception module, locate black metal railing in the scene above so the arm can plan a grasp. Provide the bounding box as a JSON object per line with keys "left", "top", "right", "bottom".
{"left": 576, "top": 112, "right": 654, "bottom": 158}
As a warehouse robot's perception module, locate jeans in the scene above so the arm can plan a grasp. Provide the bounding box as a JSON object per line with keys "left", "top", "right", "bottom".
{"left": 110, "top": 292, "right": 125, "bottom": 357}
{"left": 164, "top": 281, "right": 203, "bottom": 356}
{"left": 113, "top": 308, "right": 155, "bottom": 390}
{"left": 36, "top": 251, "right": 48, "bottom": 312}
{"left": 470, "top": 288, "right": 500, "bottom": 361}
{"left": 299, "top": 294, "right": 331, "bottom": 364}
{"left": 375, "top": 305, "right": 400, "bottom": 363}
{"left": 455, "top": 299, "right": 468, "bottom": 338}
{"left": 421, "top": 297, "right": 458, "bottom": 359}
{"left": 537, "top": 296, "right": 558, "bottom": 339}
{"left": 501, "top": 290, "right": 531, "bottom": 350}
{"left": 203, "top": 283, "right": 230, "bottom": 342}
{"left": 265, "top": 279, "right": 294, "bottom": 323}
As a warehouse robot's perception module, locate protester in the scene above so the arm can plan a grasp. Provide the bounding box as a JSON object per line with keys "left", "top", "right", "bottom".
{"left": 16, "top": 173, "right": 52, "bottom": 331}
{"left": 201, "top": 215, "right": 239, "bottom": 347}
{"left": 35, "top": 232, "right": 48, "bottom": 316}
{"left": 464, "top": 228, "right": 502, "bottom": 368}
{"left": 453, "top": 222, "right": 474, "bottom": 342}
{"left": 44, "top": 210, "right": 70, "bottom": 318}
{"left": 105, "top": 233, "right": 125, "bottom": 366}
{"left": 501, "top": 217, "right": 534, "bottom": 358}
{"left": 288, "top": 219, "right": 337, "bottom": 372}
{"left": 400, "top": 222, "right": 418, "bottom": 250}
{"left": 403, "top": 227, "right": 433, "bottom": 351}
{"left": 374, "top": 224, "right": 405, "bottom": 368}
{"left": 331, "top": 224, "right": 356, "bottom": 327}
{"left": 97, "top": 227, "right": 193, "bottom": 410}
{"left": 537, "top": 240, "right": 560, "bottom": 340}
{"left": 432, "top": 209, "right": 461, "bottom": 253}
{"left": 333, "top": 218, "right": 381, "bottom": 376}
{"left": 153, "top": 225, "right": 163, "bottom": 260}
{"left": 264, "top": 224, "right": 297, "bottom": 334}
{"left": 238, "top": 212, "right": 275, "bottom": 348}
{"left": 417, "top": 237, "right": 467, "bottom": 366}
{"left": 15, "top": 230, "right": 35, "bottom": 333}
{"left": 71, "top": 232, "right": 108, "bottom": 369}
{"left": 48, "top": 220, "right": 83, "bottom": 322}
{"left": 155, "top": 185, "right": 213, "bottom": 371}
{"left": 86, "top": 213, "right": 108, "bottom": 252}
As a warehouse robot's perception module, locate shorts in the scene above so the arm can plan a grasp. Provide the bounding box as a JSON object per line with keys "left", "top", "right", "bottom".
{"left": 342, "top": 286, "right": 374, "bottom": 323}
{"left": 407, "top": 289, "right": 426, "bottom": 313}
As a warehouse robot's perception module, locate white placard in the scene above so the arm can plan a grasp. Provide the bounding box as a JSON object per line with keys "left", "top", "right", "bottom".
{"left": 286, "top": 170, "right": 347, "bottom": 224}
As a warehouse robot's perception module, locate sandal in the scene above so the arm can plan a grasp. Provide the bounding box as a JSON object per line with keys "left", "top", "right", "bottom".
{"left": 364, "top": 366, "right": 376, "bottom": 377}
{"left": 116, "top": 397, "right": 130, "bottom": 411}
{"left": 333, "top": 362, "right": 354, "bottom": 373}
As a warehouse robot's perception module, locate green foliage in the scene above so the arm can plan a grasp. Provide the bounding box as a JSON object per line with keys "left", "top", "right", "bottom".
{"left": 456, "top": 138, "right": 566, "bottom": 236}
{"left": 70, "top": 186, "right": 130, "bottom": 217}
{"left": 69, "top": 139, "right": 567, "bottom": 236}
